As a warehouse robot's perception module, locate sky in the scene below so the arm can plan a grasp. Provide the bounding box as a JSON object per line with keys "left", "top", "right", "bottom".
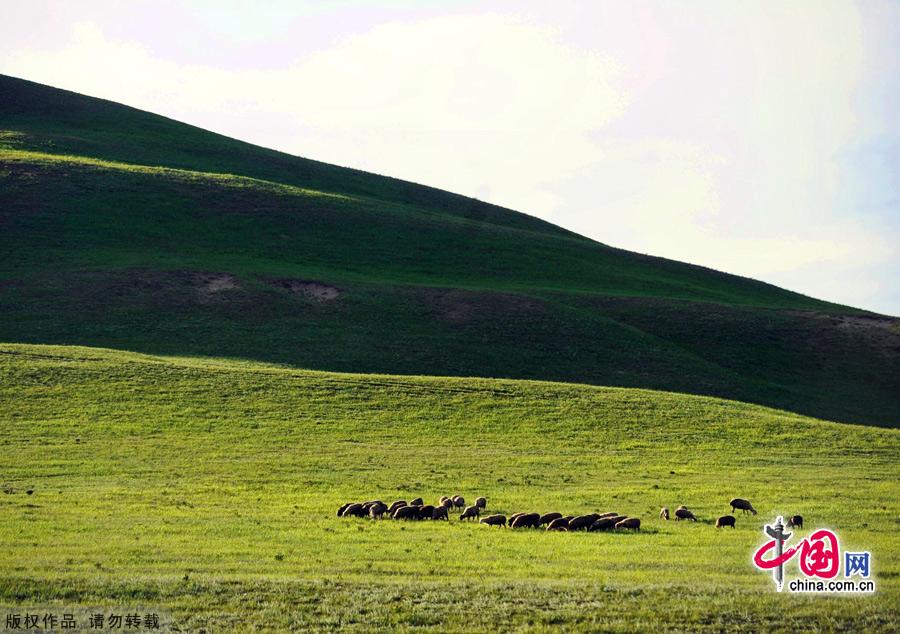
{"left": 2, "top": 0, "right": 898, "bottom": 314}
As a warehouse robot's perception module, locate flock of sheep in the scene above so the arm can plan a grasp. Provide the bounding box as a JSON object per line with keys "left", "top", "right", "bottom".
{"left": 338, "top": 495, "right": 805, "bottom": 533}
{"left": 337, "top": 495, "right": 642, "bottom": 531}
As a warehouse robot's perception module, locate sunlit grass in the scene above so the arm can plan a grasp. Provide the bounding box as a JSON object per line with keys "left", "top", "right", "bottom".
{"left": 1, "top": 344, "right": 897, "bottom": 631}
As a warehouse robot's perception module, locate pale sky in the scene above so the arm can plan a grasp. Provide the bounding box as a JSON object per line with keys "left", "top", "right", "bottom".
{"left": 2, "top": 0, "right": 898, "bottom": 314}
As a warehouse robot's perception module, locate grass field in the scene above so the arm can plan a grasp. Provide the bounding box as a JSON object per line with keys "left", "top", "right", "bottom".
{"left": 1, "top": 344, "right": 897, "bottom": 631}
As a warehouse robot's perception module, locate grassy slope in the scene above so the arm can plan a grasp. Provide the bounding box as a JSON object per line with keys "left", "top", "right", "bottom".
{"left": 1, "top": 73, "right": 899, "bottom": 427}
{"left": 0, "top": 344, "right": 897, "bottom": 632}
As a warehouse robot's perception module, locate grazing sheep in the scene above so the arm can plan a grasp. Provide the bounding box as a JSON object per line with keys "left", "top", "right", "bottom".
{"left": 589, "top": 517, "right": 617, "bottom": 532}
{"left": 393, "top": 505, "right": 419, "bottom": 520}
{"left": 440, "top": 498, "right": 454, "bottom": 509}
{"left": 439, "top": 496, "right": 451, "bottom": 507}
{"left": 508, "top": 512, "right": 526, "bottom": 524}
{"left": 616, "top": 517, "right": 641, "bottom": 531}
{"left": 480, "top": 514, "right": 507, "bottom": 527}
{"left": 546, "top": 517, "right": 571, "bottom": 531}
{"left": 674, "top": 508, "right": 697, "bottom": 521}
{"left": 597, "top": 512, "right": 619, "bottom": 519}
{"left": 369, "top": 502, "right": 388, "bottom": 519}
{"left": 475, "top": 497, "right": 487, "bottom": 509}
{"left": 730, "top": 498, "right": 757, "bottom": 515}
{"left": 418, "top": 505, "right": 436, "bottom": 520}
{"left": 660, "top": 507, "right": 670, "bottom": 520}
{"left": 787, "top": 515, "right": 804, "bottom": 529}
{"left": 410, "top": 497, "right": 424, "bottom": 506}
{"left": 568, "top": 514, "right": 601, "bottom": 531}
{"left": 715, "top": 515, "right": 736, "bottom": 529}
{"left": 460, "top": 505, "right": 480, "bottom": 521}
{"left": 452, "top": 495, "right": 466, "bottom": 508}
{"left": 337, "top": 502, "right": 353, "bottom": 517}
{"left": 510, "top": 513, "right": 541, "bottom": 529}
{"left": 388, "top": 500, "right": 407, "bottom": 515}
{"left": 432, "top": 506, "right": 449, "bottom": 521}
{"left": 540, "top": 512, "right": 563, "bottom": 526}
{"left": 342, "top": 503, "right": 365, "bottom": 518}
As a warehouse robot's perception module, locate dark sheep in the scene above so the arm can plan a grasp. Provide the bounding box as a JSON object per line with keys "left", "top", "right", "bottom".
{"left": 615, "top": 517, "right": 641, "bottom": 531}
{"left": 410, "top": 497, "right": 424, "bottom": 506}
{"left": 393, "top": 505, "right": 419, "bottom": 520}
{"left": 440, "top": 498, "right": 454, "bottom": 510}
{"left": 388, "top": 500, "right": 407, "bottom": 515}
{"left": 716, "top": 515, "right": 736, "bottom": 529}
{"left": 588, "top": 517, "right": 617, "bottom": 532}
{"left": 480, "top": 514, "right": 506, "bottom": 527}
{"left": 546, "top": 517, "right": 570, "bottom": 531}
{"left": 342, "top": 503, "right": 365, "bottom": 518}
{"left": 674, "top": 508, "right": 697, "bottom": 521}
{"left": 660, "top": 507, "right": 670, "bottom": 520}
{"left": 369, "top": 502, "right": 388, "bottom": 519}
{"left": 730, "top": 498, "right": 757, "bottom": 515}
{"left": 510, "top": 512, "right": 541, "bottom": 529}
{"left": 337, "top": 502, "right": 353, "bottom": 517}
{"left": 432, "top": 506, "right": 449, "bottom": 521}
{"left": 787, "top": 515, "right": 804, "bottom": 529}
{"left": 418, "top": 505, "right": 436, "bottom": 520}
{"left": 460, "top": 505, "right": 480, "bottom": 521}
{"left": 452, "top": 495, "right": 466, "bottom": 508}
{"left": 508, "top": 512, "right": 526, "bottom": 524}
{"left": 475, "top": 497, "right": 487, "bottom": 509}
{"left": 540, "top": 512, "right": 563, "bottom": 526}
{"left": 568, "top": 514, "right": 601, "bottom": 531}
{"left": 438, "top": 496, "right": 451, "bottom": 507}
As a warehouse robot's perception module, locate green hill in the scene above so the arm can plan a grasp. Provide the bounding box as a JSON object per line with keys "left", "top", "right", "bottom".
{"left": 1, "top": 343, "right": 897, "bottom": 631}
{"left": 1, "top": 73, "right": 898, "bottom": 426}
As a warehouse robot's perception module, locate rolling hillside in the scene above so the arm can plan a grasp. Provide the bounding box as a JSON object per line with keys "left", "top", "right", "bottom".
{"left": 1, "top": 344, "right": 897, "bottom": 631}
{"left": 1, "top": 73, "right": 898, "bottom": 426}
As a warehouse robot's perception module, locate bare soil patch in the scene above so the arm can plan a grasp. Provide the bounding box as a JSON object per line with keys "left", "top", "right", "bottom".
{"left": 267, "top": 279, "right": 342, "bottom": 301}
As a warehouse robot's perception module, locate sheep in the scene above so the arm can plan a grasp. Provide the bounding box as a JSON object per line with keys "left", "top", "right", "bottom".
{"left": 715, "top": 515, "right": 736, "bottom": 529}
{"left": 540, "top": 512, "right": 563, "bottom": 526}
{"left": 342, "top": 503, "right": 365, "bottom": 518}
{"left": 508, "top": 512, "right": 526, "bottom": 524}
{"left": 674, "top": 508, "right": 697, "bottom": 521}
{"left": 432, "top": 506, "right": 449, "bottom": 521}
{"left": 337, "top": 502, "right": 353, "bottom": 517}
{"left": 418, "top": 505, "right": 436, "bottom": 520}
{"left": 588, "top": 517, "right": 617, "bottom": 531}
{"left": 388, "top": 500, "right": 407, "bottom": 515}
{"left": 787, "top": 515, "right": 804, "bottom": 529}
{"left": 452, "top": 495, "right": 466, "bottom": 508}
{"left": 730, "top": 498, "right": 757, "bottom": 515}
{"left": 459, "top": 505, "right": 480, "bottom": 521}
{"left": 616, "top": 517, "right": 641, "bottom": 531}
{"left": 568, "top": 514, "right": 601, "bottom": 531}
{"left": 438, "top": 496, "right": 451, "bottom": 508}
{"left": 409, "top": 497, "right": 424, "bottom": 506}
{"left": 475, "top": 497, "right": 487, "bottom": 509}
{"left": 546, "top": 517, "right": 571, "bottom": 531}
{"left": 440, "top": 498, "right": 454, "bottom": 510}
{"left": 660, "top": 507, "right": 670, "bottom": 520}
{"left": 369, "top": 502, "right": 388, "bottom": 519}
{"left": 480, "top": 514, "right": 507, "bottom": 527}
{"left": 393, "top": 505, "right": 420, "bottom": 520}
{"left": 510, "top": 513, "right": 541, "bottom": 529}
{"left": 597, "top": 512, "right": 619, "bottom": 519}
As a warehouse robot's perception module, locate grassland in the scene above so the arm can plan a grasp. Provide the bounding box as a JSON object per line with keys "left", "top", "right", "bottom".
{"left": 1, "top": 75, "right": 898, "bottom": 427}
{"left": 1, "top": 343, "right": 897, "bottom": 631}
